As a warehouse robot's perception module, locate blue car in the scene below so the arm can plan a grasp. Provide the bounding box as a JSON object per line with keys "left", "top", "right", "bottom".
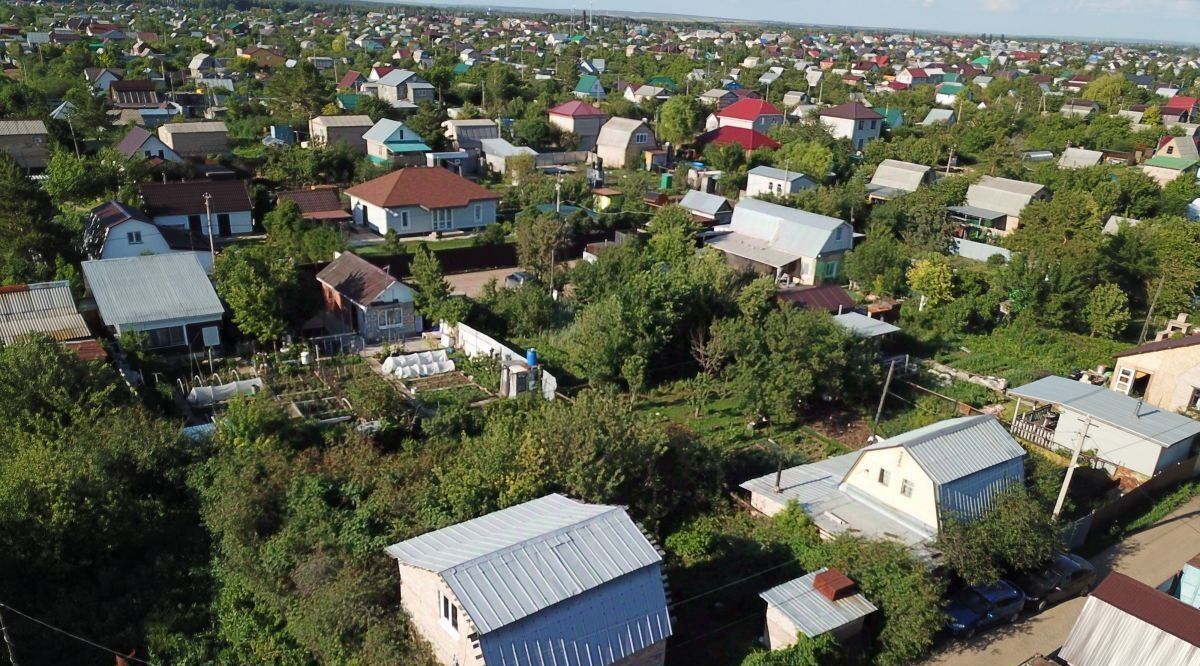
{"left": 945, "top": 580, "right": 1026, "bottom": 638}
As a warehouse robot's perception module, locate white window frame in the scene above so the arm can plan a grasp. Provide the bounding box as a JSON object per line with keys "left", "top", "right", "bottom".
{"left": 432, "top": 207, "right": 453, "bottom": 231}
{"left": 378, "top": 307, "right": 404, "bottom": 330}
{"left": 900, "top": 479, "right": 914, "bottom": 497}
{"left": 877, "top": 468, "right": 890, "bottom": 486}
{"left": 127, "top": 230, "right": 143, "bottom": 245}
{"left": 438, "top": 591, "right": 459, "bottom": 636}
{"left": 634, "top": 132, "right": 649, "bottom": 145}
{"left": 1114, "top": 366, "right": 1135, "bottom": 395}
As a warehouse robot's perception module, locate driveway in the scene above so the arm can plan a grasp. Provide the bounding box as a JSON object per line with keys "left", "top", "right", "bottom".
{"left": 444, "top": 267, "right": 518, "bottom": 298}
{"left": 922, "top": 495, "right": 1200, "bottom": 665}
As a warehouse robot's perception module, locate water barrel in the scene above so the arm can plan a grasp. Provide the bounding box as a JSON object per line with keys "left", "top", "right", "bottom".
{"left": 526, "top": 348, "right": 538, "bottom": 367}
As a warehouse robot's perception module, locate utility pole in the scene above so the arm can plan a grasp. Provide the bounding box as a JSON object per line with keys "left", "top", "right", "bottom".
{"left": 0, "top": 606, "right": 18, "bottom": 666}
{"left": 203, "top": 192, "right": 216, "bottom": 264}
{"left": 1139, "top": 274, "right": 1166, "bottom": 344}
{"left": 870, "top": 359, "right": 897, "bottom": 443}
{"left": 1053, "top": 416, "right": 1092, "bottom": 521}
{"left": 66, "top": 116, "right": 79, "bottom": 158}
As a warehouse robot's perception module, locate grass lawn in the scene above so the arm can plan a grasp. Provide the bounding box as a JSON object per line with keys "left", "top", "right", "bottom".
{"left": 354, "top": 236, "right": 489, "bottom": 257}
{"left": 937, "top": 324, "right": 1126, "bottom": 387}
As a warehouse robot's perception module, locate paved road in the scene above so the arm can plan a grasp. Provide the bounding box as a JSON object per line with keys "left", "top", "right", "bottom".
{"left": 922, "top": 495, "right": 1200, "bottom": 665}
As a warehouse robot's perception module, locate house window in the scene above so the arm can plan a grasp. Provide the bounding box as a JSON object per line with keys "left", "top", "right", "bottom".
{"left": 474, "top": 204, "right": 482, "bottom": 223}
{"left": 439, "top": 591, "right": 459, "bottom": 634}
{"left": 857, "top": 120, "right": 864, "bottom": 130}
{"left": 379, "top": 307, "right": 404, "bottom": 329}
{"left": 1166, "top": 146, "right": 1174, "bottom": 155}
{"left": 432, "top": 208, "right": 452, "bottom": 230}
{"left": 634, "top": 132, "right": 649, "bottom": 145}
{"left": 126, "top": 230, "right": 143, "bottom": 245}
{"left": 144, "top": 150, "right": 152, "bottom": 157}
{"left": 877, "top": 468, "right": 890, "bottom": 486}
{"left": 399, "top": 210, "right": 409, "bottom": 229}
{"left": 1114, "top": 367, "right": 1135, "bottom": 395}
{"left": 870, "top": 120, "right": 877, "bottom": 130}
{"left": 900, "top": 479, "right": 914, "bottom": 497}
{"left": 1190, "top": 387, "right": 1200, "bottom": 410}
{"left": 823, "top": 261, "right": 839, "bottom": 278}
{"left": 834, "top": 227, "right": 843, "bottom": 241}
{"left": 144, "top": 325, "right": 185, "bottom": 349}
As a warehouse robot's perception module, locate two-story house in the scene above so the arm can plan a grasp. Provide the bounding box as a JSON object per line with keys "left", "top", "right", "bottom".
{"left": 819, "top": 103, "right": 884, "bottom": 151}
{"left": 363, "top": 118, "right": 431, "bottom": 167}
{"left": 309, "top": 115, "right": 375, "bottom": 153}
{"left": 706, "top": 198, "right": 854, "bottom": 286}
{"left": 139, "top": 179, "right": 254, "bottom": 238}
{"left": 705, "top": 98, "right": 785, "bottom": 135}
{"left": 547, "top": 100, "right": 609, "bottom": 152}
{"left": 741, "top": 415, "right": 1026, "bottom": 554}
{"left": 364, "top": 69, "right": 435, "bottom": 110}
{"left": 315, "top": 252, "right": 420, "bottom": 343}
{"left": 345, "top": 167, "right": 500, "bottom": 236}
{"left": 83, "top": 200, "right": 212, "bottom": 272}
{"left": 596, "top": 117, "right": 659, "bottom": 169}
{"left": 384, "top": 493, "right": 671, "bottom": 666}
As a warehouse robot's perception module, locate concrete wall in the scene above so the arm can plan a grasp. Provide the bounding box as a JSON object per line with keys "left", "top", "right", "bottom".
{"left": 159, "top": 130, "right": 229, "bottom": 157}
{"left": 843, "top": 447, "right": 938, "bottom": 530}
{"left": 154, "top": 210, "right": 253, "bottom": 236}
{"left": 1112, "top": 347, "right": 1200, "bottom": 413}
{"left": 349, "top": 198, "right": 497, "bottom": 236}
{"left": 762, "top": 606, "right": 863, "bottom": 651}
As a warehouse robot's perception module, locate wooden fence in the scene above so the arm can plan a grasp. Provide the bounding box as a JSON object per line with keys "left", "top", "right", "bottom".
{"left": 1062, "top": 455, "right": 1200, "bottom": 548}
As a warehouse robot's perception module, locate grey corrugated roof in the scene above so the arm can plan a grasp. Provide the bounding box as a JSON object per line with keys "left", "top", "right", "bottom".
{"left": 748, "top": 165, "right": 815, "bottom": 183}
{"left": 312, "top": 114, "right": 374, "bottom": 128}
{"left": 720, "top": 197, "right": 850, "bottom": 261}
{"left": 833, "top": 312, "right": 899, "bottom": 338}
{"left": 948, "top": 204, "right": 1008, "bottom": 221}
{"left": 953, "top": 237, "right": 1011, "bottom": 262}
{"left": 1010, "top": 376, "right": 1200, "bottom": 447}
{"left": 760, "top": 569, "right": 877, "bottom": 638}
{"left": 81, "top": 254, "right": 224, "bottom": 327}
{"left": 679, "top": 189, "right": 729, "bottom": 217}
{"left": 1059, "top": 147, "right": 1104, "bottom": 169}
{"left": 0, "top": 281, "right": 91, "bottom": 344}
{"left": 862, "top": 415, "right": 1026, "bottom": 485}
{"left": 869, "top": 159, "right": 929, "bottom": 194}
{"left": 966, "top": 176, "right": 1045, "bottom": 218}
{"left": 0, "top": 119, "right": 48, "bottom": 136}
{"left": 385, "top": 494, "right": 664, "bottom": 636}
{"left": 158, "top": 121, "right": 227, "bottom": 134}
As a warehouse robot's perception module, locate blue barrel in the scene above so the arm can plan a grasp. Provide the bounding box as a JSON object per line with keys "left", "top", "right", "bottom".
{"left": 526, "top": 348, "right": 538, "bottom": 367}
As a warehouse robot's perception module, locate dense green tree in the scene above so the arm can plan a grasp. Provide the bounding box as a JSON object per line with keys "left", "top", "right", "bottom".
{"left": 1083, "top": 283, "right": 1131, "bottom": 338}
{"left": 263, "top": 60, "right": 329, "bottom": 117}
{"left": 936, "top": 488, "right": 1063, "bottom": 586}
{"left": 213, "top": 245, "right": 309, "bottom": 343}
{"left": 657, "top": 94, "right": 703, "bottom": 146}
{"left": 514, "top": 211, "right": 570, "bottom": 284}
{"left": 262, "top": 199, "right": 346, "bottom": 263}
{"left": 740, "top": 634, "right": 839, "bottom": 666}
{"left": 844, "top": 229, "right": 911, "bottom": 296}
{"left": 410, "top": 244, "right": 467, "bottom": 326}
{"left": 774, "top": 140, "right": 833, "bottom": 181}
{"left": 907, "top": 254, "right": 955, "bottom": 308}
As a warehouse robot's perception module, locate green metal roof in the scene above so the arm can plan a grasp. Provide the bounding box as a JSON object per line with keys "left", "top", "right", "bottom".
{"left": 972, "top": 56, "right": 992, "bottom": 66}
{"left": 384, "top": 141, "right": 432, "bottom": 153}
{"left": 574, "top": 75, "right": 601, "bottom": 94}
{"left": 453, "top": 62, "right": 471, "bottom": 75}
{"left": 1143, "top": 155, "right": 1199, "bottom": 170}
{"left": 937, "top": 82, "right": 965, "bottom": 94}
{"left": 336, "top": 93, "right": 363, "bottom": 110}
{"left": 882, "top": 108, "right": 904, "bottom": 127}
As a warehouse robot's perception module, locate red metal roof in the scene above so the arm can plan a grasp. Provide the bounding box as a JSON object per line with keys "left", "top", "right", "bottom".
{"left": 1091, "top": 572, "right": 1200, "bottom": 647}
{"left": 548, "top": 100, "right": 607, "bottom": 117}
{"left": 344, "top": 167, "right": 500, "bottom": 209}
{"left": 717, "top": 98, "right": 783, "bottom": 121}
{"left": 699, "top": 126, "right": 779, "bottom": 151}
{"left": 277, "top": 187, "right": 350, "bottom": 221}
{"left": 1165, "top": 96, "right": 1199, "bottom": 110}
{"left": 337, "top": 69, "right": 364, "bottom": 89}
{"left": 779, "top": 284, "right": 857, "bottom": 313}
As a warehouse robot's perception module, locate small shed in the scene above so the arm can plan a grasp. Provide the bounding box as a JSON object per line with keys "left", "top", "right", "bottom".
{"left": 760, "top": 568, "right": 877, "bottom": 649}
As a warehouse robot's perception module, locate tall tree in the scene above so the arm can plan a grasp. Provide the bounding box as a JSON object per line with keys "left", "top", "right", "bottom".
{"left": 656, "top": 95, "right": 703, "bottom": 146}
{"left": 213, "top": 245, "right": 309, "bottom": 343}
{"left": 410, "top": 243, "right": 467, "bottom": 326}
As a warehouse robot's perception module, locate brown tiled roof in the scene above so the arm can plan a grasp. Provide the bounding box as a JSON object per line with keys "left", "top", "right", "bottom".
{"left": 140, "top": 179, "right": 252, "bottom": 217}
{"left": 344, "top": 167, "right": 500, "bottom": 209}
{"left": 1092, "top": 572, "right": 1200, "bottom": 647}
{"left": 1114, "top": 334, "right": 1200, "bottom": 358}
{"left": 277, "top": 187, "right": 350, "bottom": 221}
{"left": 820, "top": 102, "right": 884, "bottom": 121}
{"left": 316, "top": 252, "right": 396, "bottom": 305}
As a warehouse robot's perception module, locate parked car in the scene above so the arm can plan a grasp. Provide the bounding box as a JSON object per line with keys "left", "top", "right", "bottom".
{"left": 945, "top": 580, "right": 1026, "bottom": 638}
{"left": 504, "top": 271, "right": 534, "bottom": 288}
{"left": 1013, "top": 553, "right": 1097, "bottom": 612}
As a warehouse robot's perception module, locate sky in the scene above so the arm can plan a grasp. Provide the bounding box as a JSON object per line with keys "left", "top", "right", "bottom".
{"left": 414, "top": 0, "right": 1200, "bottom": 44}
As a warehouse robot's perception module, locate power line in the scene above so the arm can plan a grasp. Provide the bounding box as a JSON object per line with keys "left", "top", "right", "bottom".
{"left": 0, "top": 601, "right": 157, "bottom": 666}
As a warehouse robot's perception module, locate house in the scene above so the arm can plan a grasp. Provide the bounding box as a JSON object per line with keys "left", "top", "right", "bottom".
{"left": 1164, "top": 96, "right": 1200, "bottom": 123}
{"left": 442, "top": 119, "right": 501, "bottom": 155}
{"left": 819, "top": 103, "right": 884, "bottom": 151}
{"left": 707, "top": 98, "right": 785, "bottom": 136}
{"left": 547, "top": 100, "right": 608, "bottom": 152}
{"left": 1061, "top": 98, "right": 1101, "bottom": 118}
{"left": 934, "top": 82, "right": 966, "bottom": 106}
{"left": 573, "top": 74, "right": 606, "bottom": 99}
{"left": 82, "top": 200, "right": 211, "bottom": 271}
{"left": 364, "top": 69, "right": 435, "bottom": 109}
{"left": 337, "top": 69, "right": 366, "bottom": 91}
{"left": 706, "top": 198, "right": 853, "bottom": 286}
{"left": 596, "top": 117, "right": 658, "bottom": 169}
{"left": 947, "top": 176, "right": 1048, "bottom": 236}
{"left": 679, "top": 190, "right": 733, "bottom": 226}
{"left": 188, "top": 53, "right": 216, "bottom": 79}
{"left": 920, "top": 108, "right": 956, "bottom": 125}
{"left": 384, "top": 494, "right": 671, "bottom": 666}
{"left": 1155, "top": 136, "right": 1200, "bottom": 162}
{"left": 624, "top": 84, "right": 671, "bottom": 105}
{"left": 139, "top": 179, "right": 254, "bottom": 238}
{"left": 746, "top": 165, "right": 818, "bottom": 198}
{"left": 81, "top": 254, "right": 224, "bottom": 352}
{"left": 1108, "top": 329, "right": 1200, "bottom": 413}
{"left": 0, "top": 120, "right": 49, "bottom": 169}
{"left": 345, "top": 167, "right": 500, "bottom": 236}
{"left": 867, "top": 159, "right": 932, "bottom": 202}
{"left": 0, "top": 281, "right": 102, "bottom": 361}
{"left": 157, "top": 121, "right": 229, "bottom": 158}
{"left": 84, "top": 66, "right": 123, "bottom": 91}
{"left": 1058, "top": 146, "right": 1105, "bottom": 170}
{"left": 1141, "top": 155, "right": 1200, "bottom": 188}
{"left": 1059, "top": 572, "right": 1200, "bottom": 666}
{"left": 109, "top": 79, "right": 160, "bottom": 109}
{"left": 276, "top": 187, "right": 351, "bottom": 224}
{"left": 1010, "top": 375, "right": 1200, "bottom": 481}
{"left": 309, "top": 115, "right": 374, "bottom": 153}
{"left": 699, "top": 88, "right": 738, "bottom": 109}
{"left": 237, "top": 46, "right": 286, "bottom": 68}
{"left": 741, "top": 415, "right": 1025, "bottom": 554}
{"left": 316, "top": 252, "right": 419, "bottom": 343}
{"left": 363, "top": 119, "right": 431, "bottom": 167}
{"left": 479, "top": 138, "right": 538, "bottom": 175}
{"left": 759, "top": 569, "right": 876, "bottom": 650}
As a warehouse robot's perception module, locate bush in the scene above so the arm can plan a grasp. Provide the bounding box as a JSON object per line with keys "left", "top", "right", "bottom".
{"left": 665, "top": 515, "right": 721, "bottom": 566}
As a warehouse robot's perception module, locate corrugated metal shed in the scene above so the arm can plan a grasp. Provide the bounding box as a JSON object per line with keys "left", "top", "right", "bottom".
{"left": 833, "top": 312, "right": 899, "bottom": 338}
{"left": 385, "top": 494, "right": 670, "bottom": 658}
{"left": 679, "top": 190, "right": 730, "bottom": 217}
{"left": 869, "top": 159, "right": 929, "bottom": 194}
{"left": 1060, "top": 572, "right": 1200, "bottom": 666}
{"left": 81, "top": 254, "right": 223, "bottom": 327}
{"left": 966, "top": 176, "right": 1045, "bottom": 218}
{"left": 760, "top": 568, "right": 877, "bottom": 638}
{"left": 1010, "top": 376, "right": 1200, "bottom": 447}
{"left": 0, "top": 281, "right": 91, "bottom": 344}
{"left": 861, "top": 414, "right": 1026, "bottom": 485}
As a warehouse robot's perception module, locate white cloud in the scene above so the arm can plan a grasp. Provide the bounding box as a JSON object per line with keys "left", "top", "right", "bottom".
{"left": 983, "top": 0, "right": 1020, "bottom": 11}
{"left": 1069, "top": 0, "right": 1195, "bottom": 15}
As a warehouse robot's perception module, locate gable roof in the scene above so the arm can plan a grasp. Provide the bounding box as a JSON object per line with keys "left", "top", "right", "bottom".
{"left": 81, "top": 254, "right": 223, "bottom": 327}
{"left": 574, "top": 74, "right": 601, "bottom": 94}
{"left": 748, "top": 165, "right": 814, "bottom": 183}
{"left": 597, "top": 117, "right": 651, "bottom": 147}
{"left": 1009, "top": 376, "right": 1200, "bottom": 447}
{"left": 699, "top": 126, "right": 780, "bottom": 150}
{"left": 820, "top": 102, "right": 883, "bottom": 121}
{"left": 385, "top": 493, "right": 665, "bottom": 636}
{"left": 716, "top": 197, "right": 847, "bottom": 262}
{"left": 115, "top": 125, "right": 157, "bottom": 157}
{"left": 966, "top": 176, "right": 1045, "bottom": 217}
{"left": 717, "top": 97, "right": 783, "bottom": 120}
{"left": 870, "top": 159, "right": 930, "bottom": 193}
{"left": 0, "top": 281, "right": 91, "bottom": 345}
{"left": 760, "top": 568, "right": 877, "bottom": 638}
{"left": 344, "top": 167, "right": 500, "bottom": 209}
{"left": 548, "top": 100, "right": 607, "bottom": 117}
{"left": 1060, "top": 572, "right": 1200, "bottom": 665}
{"left": 679, "top": 190, "right": 731, "bottom": 217}
{"left": 276, "top": 187, "right": 349, "bottom": 221}
{"left": 140, "top": 179, "right": 252, "bottom": 217}
{"left": 316, "top": 252, "right": 405, "bottom": 305}
{"left": 860, "top": 414, "right": 1025, "bottom": 485}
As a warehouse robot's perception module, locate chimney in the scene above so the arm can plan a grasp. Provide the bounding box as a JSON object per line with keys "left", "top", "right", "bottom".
{"left": 813, "top": 568, "right": 857, "bottom": 602}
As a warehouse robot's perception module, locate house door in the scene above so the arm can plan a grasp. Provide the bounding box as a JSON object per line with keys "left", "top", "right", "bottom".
{"left": 217, "top": 214, "right": 232, "bottom": 237}
{"left": 188, "top": 215, "right": 202, "bottom": 235}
